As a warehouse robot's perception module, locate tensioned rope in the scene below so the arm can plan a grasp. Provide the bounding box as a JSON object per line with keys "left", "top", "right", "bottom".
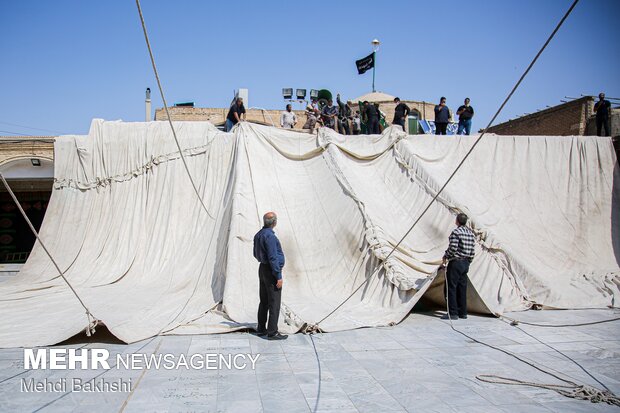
{"left": 498, "top": 316, "right": 611, "bottom": 392}
{"left": 0, "top": 173, "right": 97, "bottom": 336}
{"left": 135, "top": 0, "right": 214, "bottom": 220}
{"left": 306, "top": 0, "right": 581, "bottom": 333}
{"left": 441, "top": 270, "right": 620, "bottom": 406}
{"left": 500, "top": 313, "right": 620, "bottom": 328}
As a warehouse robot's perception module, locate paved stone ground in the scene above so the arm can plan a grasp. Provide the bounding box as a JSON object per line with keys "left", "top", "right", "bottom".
{"left": 1, "top": 309, "right": 619, "bottom": 412}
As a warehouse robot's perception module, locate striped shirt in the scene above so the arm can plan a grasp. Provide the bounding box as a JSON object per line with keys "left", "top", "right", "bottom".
{"left": 444, "top": 225, "right": 475, "bottom": 261}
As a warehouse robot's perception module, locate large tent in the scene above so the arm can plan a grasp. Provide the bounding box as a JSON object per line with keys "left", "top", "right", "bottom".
{"left": 0, "top": 119, "right": 618, "bottom": 348}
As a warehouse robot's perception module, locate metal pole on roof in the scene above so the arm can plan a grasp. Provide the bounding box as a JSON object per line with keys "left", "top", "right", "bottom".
{"left": 372, "top": 52, "right": 376, "bottom": 92}
{"left": 371, "top": 39, "right": 380, "bottom": 92}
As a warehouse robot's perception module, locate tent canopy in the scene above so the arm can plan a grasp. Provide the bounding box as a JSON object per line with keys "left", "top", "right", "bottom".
{"left": 0, "top": 119, "right": 618, "bottom": 348}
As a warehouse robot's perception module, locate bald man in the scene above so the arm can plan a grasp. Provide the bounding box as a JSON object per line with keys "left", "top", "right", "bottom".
{"left": 253, "top": 212, "right": 287, "bottom": 340}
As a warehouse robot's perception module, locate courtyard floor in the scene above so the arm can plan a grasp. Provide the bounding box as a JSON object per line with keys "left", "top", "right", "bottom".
{"left": 1, "top": 309, "right": 619, "bottom": 412}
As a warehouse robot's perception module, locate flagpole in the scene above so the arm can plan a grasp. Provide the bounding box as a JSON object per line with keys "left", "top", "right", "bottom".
{"left": 371, "top": 39, "right": 380, "bottom": 93}
{"left": 372, "top": 51, "right": 376, "bottom": 92}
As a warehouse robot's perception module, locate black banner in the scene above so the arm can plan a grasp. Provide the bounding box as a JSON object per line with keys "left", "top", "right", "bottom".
{"left": 355, "top": 53, "right": 374, "bottom": 75}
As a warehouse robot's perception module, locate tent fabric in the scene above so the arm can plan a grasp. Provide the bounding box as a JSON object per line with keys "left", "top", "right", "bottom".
{"left": 0, "top": 119, "right": 618, "bottom": 348}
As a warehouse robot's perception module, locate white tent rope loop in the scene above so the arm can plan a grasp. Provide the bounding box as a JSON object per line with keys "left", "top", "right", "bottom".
{"left": 0, "top": 172, "right": 97, "bottom": 336}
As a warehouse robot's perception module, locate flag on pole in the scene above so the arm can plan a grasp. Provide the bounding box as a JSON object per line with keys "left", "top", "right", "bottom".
{"left": 355, "top": 53, "right": 375, "bottom": 74}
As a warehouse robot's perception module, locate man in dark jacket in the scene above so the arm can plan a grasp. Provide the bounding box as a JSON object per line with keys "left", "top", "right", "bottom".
{"left": 594, "top": 92, "right": 612, "bottom": 137}
{"left": 434, "top": 97, "right": 450, "bottom": 135}
{"left": 226, "top": 98, "right": 246, "bottom": 132}
{"left": 253, "top": 212, "right": 287, "bottom": 340}
{"left": 336, "top": 94, "right": 351, "bottom": 135}
{"left": 364, "top": 101, "right": 380, "bottom": 134}
{"left": 393, "top": 97, "right": 410, "bottom": 130}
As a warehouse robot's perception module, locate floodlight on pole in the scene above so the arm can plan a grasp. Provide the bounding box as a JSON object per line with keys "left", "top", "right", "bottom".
{"left": 371, "top": 38, "right": 380, "bottom": 51}
{"left": 282, "top": 88, "right": 293, "bottom": 100}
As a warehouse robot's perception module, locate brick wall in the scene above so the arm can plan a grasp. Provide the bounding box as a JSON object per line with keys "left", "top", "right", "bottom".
{"left": 349, "top": 100, "right": 437, "bottom": 122}
{"left": 487, "top": 97, "right": 594, "bottom": 136}
{"left": 155, "top": 100, "right": 438, "bottom": 130}
{"left": 155, "top": 107, "right": 309, "bottom": 129}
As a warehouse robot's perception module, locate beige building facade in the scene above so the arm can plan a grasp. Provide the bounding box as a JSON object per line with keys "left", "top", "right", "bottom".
{"left": 155, "top": 91, "right": 438, "bottom": 133}
{"left": 0, "top": 137, "right": 55, "bottom": 265}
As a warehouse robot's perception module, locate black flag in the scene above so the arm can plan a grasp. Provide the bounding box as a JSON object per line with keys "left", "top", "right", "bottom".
{"left": 355, "top": 52, "right": 375, "bottom": 75}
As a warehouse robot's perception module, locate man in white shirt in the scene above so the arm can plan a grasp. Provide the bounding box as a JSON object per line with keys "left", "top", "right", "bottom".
{"left": 280, "top": 104, "right": 297, "bottom": 129}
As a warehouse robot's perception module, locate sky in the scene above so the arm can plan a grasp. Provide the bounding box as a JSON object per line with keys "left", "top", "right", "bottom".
{"left": 0, "top": 0, "right": 619, "bottom": 136}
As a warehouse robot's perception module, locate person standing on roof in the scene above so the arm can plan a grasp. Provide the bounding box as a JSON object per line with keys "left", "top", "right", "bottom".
{"left": 364, "top": 101, "right": 380, "bottom": 134}
{"left": 280, "top": 104, "right": 297, "bottom": 129}
{"left": 352, "top": 111, "right": 361, "bottom": 135}
{"left": 434, "top": 97, "right": 450, "bottom": 135}
{"left": 393, "top": 97, "right": 410, "bottom": 130}
{"left": 253, "top": 212, "right": 287, "bottom": 340}
{"left": 226, "top": 97, "right": 246, "bottom": 132}
{"left": 321, "top": 99, "right": 339, "bottom": 131}
{"left": 456, "top": 98, "right": 474, "bottom": 135}
{"left": 441, "top": 213, "right": 475, "bottom": 321}
{"left": 594, "top": 92, "right": 612, "bottom": 137}
{"left": 303, "top": 101, "right": 319, "bottom": 133}
{"left": 336, "top": 94, "right": 352, "bottom": 135}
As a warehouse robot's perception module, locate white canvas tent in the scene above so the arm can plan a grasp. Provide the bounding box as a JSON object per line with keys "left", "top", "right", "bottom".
{"left": 0, "top": 119, "right": 618, "bottom": 348}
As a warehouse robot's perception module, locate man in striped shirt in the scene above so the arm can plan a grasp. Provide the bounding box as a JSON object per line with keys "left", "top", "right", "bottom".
{"left": 442, "top": 213, "right": 475, "bottom": 320}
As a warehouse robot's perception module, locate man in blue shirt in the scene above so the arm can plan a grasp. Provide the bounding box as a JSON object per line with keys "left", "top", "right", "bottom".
{"left": 253, "top": 212, "right": 287, "bottom": 340}
{"left": 456, "top": 98, "right": 474, "bottom": 135}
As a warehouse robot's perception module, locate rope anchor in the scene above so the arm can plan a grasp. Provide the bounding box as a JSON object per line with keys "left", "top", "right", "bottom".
{"left": 477, "top": 375, "right": 620, "bottom": 406}
{"left": 85, "top": 311, "right": 98, "bottom": 337}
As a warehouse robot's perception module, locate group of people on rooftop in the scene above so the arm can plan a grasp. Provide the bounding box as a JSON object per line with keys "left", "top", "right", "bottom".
{"left": 435, "top": 97, "right": 475, "bottom": 135}
{"left": 226, "top": 94, "right": 477, "bottom": 135}
{"left": 299, "top": 95, "right": 476, "bottom": 136}
{"left": 228, "top": 93, "right": 615, "bottom": 137}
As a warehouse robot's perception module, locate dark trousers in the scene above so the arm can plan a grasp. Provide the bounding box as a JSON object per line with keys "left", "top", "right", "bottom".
{"left": 597, "top": 118, "right": 611, "bottom": 137}
{"left": 367, "top": 117, "right": 380, "bottom": 134}
{"left": 393, "top": 118, "right": 405, "bottom": 131}
{"left": 257, "top": 263, "right": 281, "bottom": 335}
{"left": 446, "top": 259, "right": 470, "bottom": 317}
{"left": 339, "top": 119, "right": 350, "bottom": 135}
{"left": 435, "top": 122, "right": 448, "bottom": 135}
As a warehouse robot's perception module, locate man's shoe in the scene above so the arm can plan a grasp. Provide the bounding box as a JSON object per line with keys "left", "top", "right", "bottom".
{"left": 459, "top": 314, "right": 468, "bottom": 319}
{"left": 267, "top": 332, "right": 288, "bottom": 340}
{"left": 255, "top": 331, "right": 267, "bottom": 337}
{"left": 440, "top": 314, "right": 458, "bottom": 320}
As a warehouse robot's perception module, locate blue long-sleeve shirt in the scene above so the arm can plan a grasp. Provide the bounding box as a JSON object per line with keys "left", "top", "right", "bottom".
{"left": 253, "top": 227, "right": 285, "bottom": 279}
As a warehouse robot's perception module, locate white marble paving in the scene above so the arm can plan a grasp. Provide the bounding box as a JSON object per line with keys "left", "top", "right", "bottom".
{"left": 0, "top": 309, "right": 619, "bottom": 412}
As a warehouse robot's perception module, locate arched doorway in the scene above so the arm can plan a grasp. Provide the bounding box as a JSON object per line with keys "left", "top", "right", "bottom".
{"left": 0, "top": 157, "right": 54, "bottom": 264}
{"left": 407, "top": 109, "right": 422, "bottom": 134}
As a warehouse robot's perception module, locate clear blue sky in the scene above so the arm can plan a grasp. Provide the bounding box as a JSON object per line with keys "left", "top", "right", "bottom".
{"left": 0, "top": 0, "right": 618, "bottom": 136}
